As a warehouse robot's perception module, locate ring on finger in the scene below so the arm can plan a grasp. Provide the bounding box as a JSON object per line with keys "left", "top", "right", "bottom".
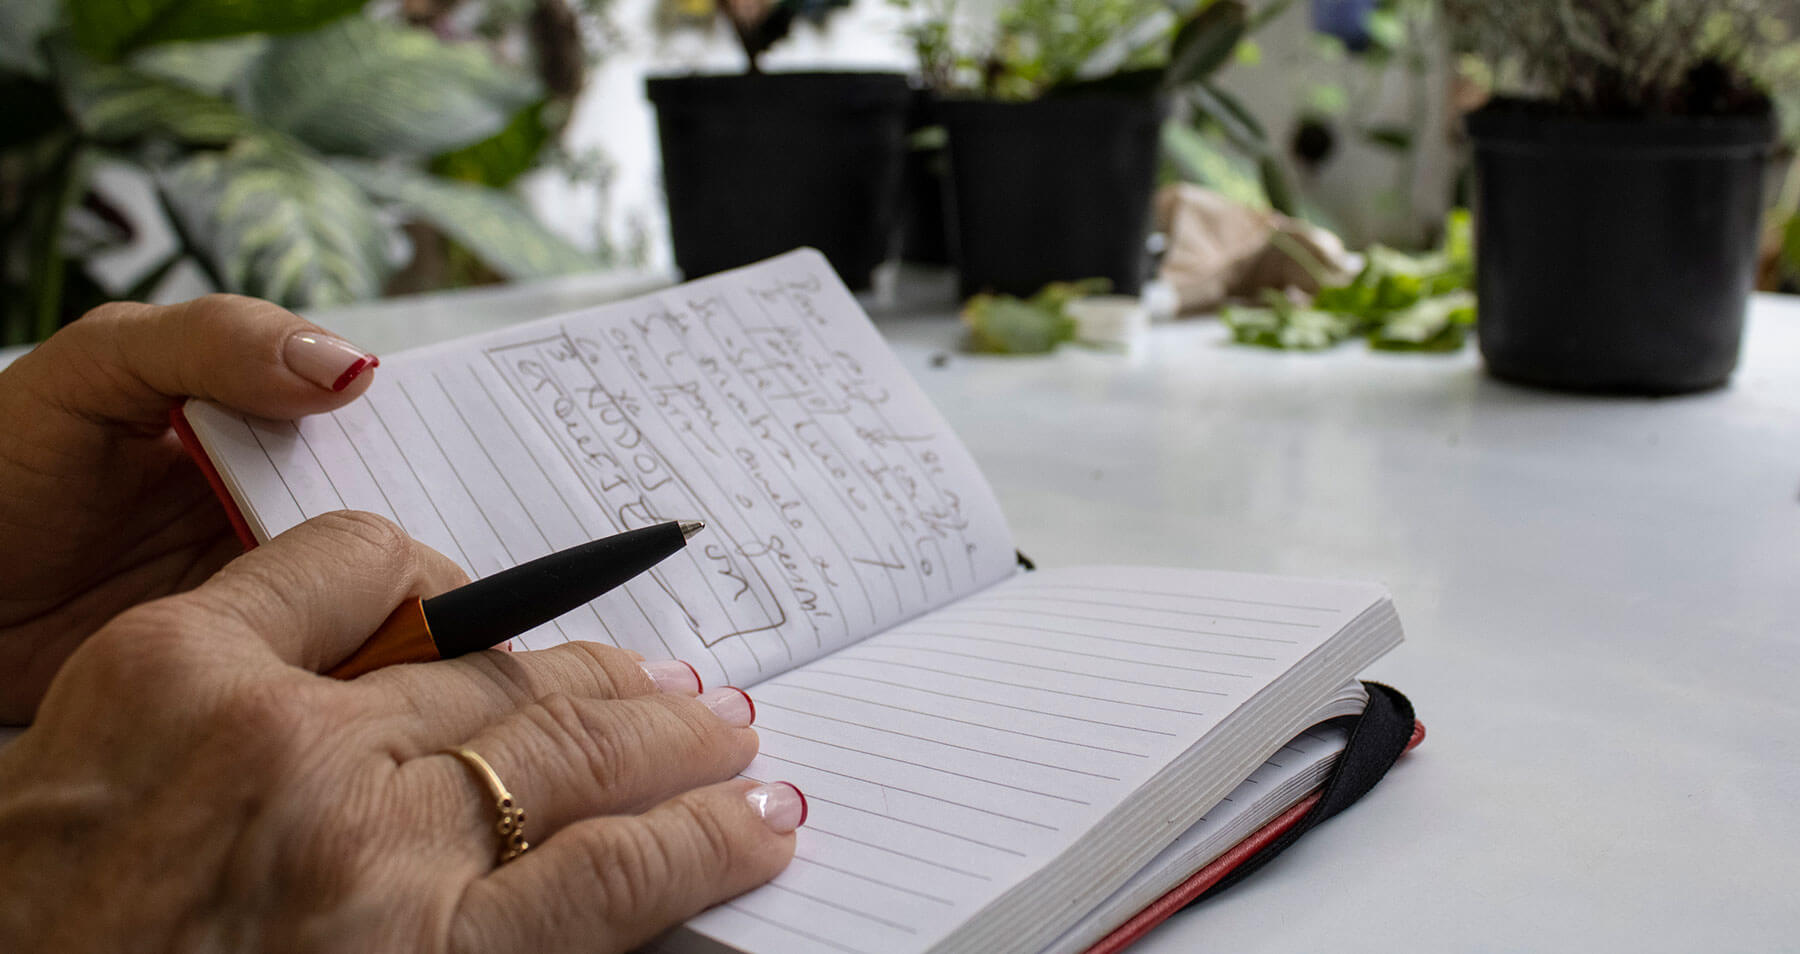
{"left": 442, "top": 746, "right": 531, "bottom": 864}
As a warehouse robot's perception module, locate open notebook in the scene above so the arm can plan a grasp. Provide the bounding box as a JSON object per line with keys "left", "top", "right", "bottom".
{"left": 179, "top": 249, "right": 1405, "bottom": 954}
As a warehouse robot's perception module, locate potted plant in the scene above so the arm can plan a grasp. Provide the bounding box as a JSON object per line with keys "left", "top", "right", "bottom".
{"left": 0, "top": 1, "right": 603, "bottom": 346}
{"left": 646, "top": 0, "right": 912, "bottom": 290}
{"left": 905, "top": 0, "right": 1266, "bottom": 298}
{"left": 1445, "top": 0, "right": 1794, "bottom": 394}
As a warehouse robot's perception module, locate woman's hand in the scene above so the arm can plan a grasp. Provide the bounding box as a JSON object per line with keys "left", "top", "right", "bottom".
{"left": 0, "top": 511, "right": 799, "bottom": 952}
{"left": 0, "top": 295, "right": 382, "bottom": 723}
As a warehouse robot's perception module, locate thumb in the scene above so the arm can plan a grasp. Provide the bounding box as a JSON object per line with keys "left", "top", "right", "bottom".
{"left": 17, "top": 294, "right": 379, "bottom": 430}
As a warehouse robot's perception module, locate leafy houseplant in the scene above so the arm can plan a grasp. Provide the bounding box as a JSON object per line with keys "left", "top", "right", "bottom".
{"left": 905, "top": 0, "right": 1274, "bottom": 298}
{"left": 645, "top": 0, "right": 911, "bottom": 290}
{"left": 1445, "top": 0, "right": 1795, "bottom": 394}
{"left": 0, "top": 0, "right": 601, "bottom": 347}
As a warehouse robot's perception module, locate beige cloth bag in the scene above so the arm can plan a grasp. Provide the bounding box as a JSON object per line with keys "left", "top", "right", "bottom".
{"left": 1154, "top": 183, "right": 1356, "bottom": 314}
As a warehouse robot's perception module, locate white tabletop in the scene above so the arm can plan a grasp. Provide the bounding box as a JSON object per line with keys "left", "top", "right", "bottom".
{"left": 9, "top": 271, "right": 1798, "bottom": 950}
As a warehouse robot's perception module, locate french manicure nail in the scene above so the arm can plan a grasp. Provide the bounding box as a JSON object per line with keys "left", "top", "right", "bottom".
{"left": 284, "top": 330, "right": 378, "bottom": 392}
{"left": 640, "top": 659, "right": 702, "bottom": 695}
{"left": 700, "top": 687, "right": 755, "bottom": 727}
{"left": 746, "top": 782, "right": 807, "bottom": 833}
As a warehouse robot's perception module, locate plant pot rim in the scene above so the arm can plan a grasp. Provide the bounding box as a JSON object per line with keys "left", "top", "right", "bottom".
{"left": 933, "top": 93, "right": 1172, "bottom": 125}
{"left": 1466, "top": 98, "right": 1777, "bottom": 157}
{"left": 646, "top": 71, "right": 913, "bottom": 110}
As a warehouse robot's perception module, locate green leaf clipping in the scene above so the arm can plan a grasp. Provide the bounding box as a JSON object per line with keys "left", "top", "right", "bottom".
{"left": 241, "top": 17, "right": 539, "bottom": 158}
{"left": 333, "top": 159, "right": 594, "bottom": 281}
{"left": 1225, "top": 209, "right": 1477, "bottom": 353}
{"left": 158, "top": 136, "right": 395, "bottom": 308}
{"left": 961, "top": 278, "right": 1110, "bottom": 354}
{"left": 69, "top": 0, "right": 367, "bottom": 61}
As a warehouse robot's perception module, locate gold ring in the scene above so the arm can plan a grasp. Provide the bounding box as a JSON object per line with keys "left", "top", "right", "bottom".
{"left": 442, "top": 746, "right": 530, "bottom": 864}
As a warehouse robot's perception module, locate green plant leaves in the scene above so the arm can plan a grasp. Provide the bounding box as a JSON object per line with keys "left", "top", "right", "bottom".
{"left": 60, "top": 58, "right": 250, "bottom": 146}
{"left": 0, "top": 0, "right": 60, "bottom": 77}
{"left": 333, "top": 159, "right": 593, "bottom": 280}
{"left": 158, "top": 136, "right": 395, "bottom": 307}
{"left": 431, "top": 101, "right": 553, "bottom": 188}
{"left": 1225, "top": 210, "right": 1478, "bottom": 353}
{"left": 242, "top": 17, "right": 539, "bottom": 158}
{"left": 68, "top": 0, "right": 367, "bottom": 61}
{"left": 1165, "top": 0, "right": 1248, "bottom": 89}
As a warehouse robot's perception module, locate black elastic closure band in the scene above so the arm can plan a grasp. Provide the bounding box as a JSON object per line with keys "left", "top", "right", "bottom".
{"left": 1193, "top": 681, "right": 1417, "bottom": 904}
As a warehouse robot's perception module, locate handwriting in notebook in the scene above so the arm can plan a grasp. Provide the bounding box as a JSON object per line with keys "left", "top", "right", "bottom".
{"left": 203, "top": 254, "right": 1017, "bottom": 686}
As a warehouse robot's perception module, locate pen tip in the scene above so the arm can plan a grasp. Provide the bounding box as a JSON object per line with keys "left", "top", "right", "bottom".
{"left": 679, "top": 520, "right": 706, "bottom": 541}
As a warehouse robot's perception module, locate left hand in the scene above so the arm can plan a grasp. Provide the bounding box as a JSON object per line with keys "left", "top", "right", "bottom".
{"left": 0, "top": 294, "right": 382, "bottom": 723}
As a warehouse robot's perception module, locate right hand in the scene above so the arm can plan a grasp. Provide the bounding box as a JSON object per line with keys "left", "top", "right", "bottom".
{"left": 0, "top": 511, "right": 802, "bottom": 953}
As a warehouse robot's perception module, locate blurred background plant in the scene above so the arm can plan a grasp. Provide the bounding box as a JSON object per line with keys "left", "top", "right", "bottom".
{"left": 0, "top": 0, "right": 621, "bottom": 346}
{"left": 1442, "top": 0, "right": 1800, "bottom": 124}
{"left": 896, "top": 0, "right": 1302, "bottom": 215}
{"left": 655, "top": 0, "right": 854, "bottom": 72}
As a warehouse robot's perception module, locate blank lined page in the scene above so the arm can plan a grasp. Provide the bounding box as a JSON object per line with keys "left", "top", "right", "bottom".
{"left": 677, "top": 565, "right": 1393, "bottom": 954}
{"left": 183, "top": 250, "right": 1017, "bottom": 687}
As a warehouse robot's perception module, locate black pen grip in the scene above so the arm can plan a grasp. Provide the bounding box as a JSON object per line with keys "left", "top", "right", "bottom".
{"left": 423, "top": 521, "right": 689, "bottom": 658}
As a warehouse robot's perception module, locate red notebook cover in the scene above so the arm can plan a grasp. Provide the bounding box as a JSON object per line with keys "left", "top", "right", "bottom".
{"left": 1081, "top": 719, "right": 1426, "bottom": 954}
{"left": 170, "top": 402, "right": 260, "bottom": 551}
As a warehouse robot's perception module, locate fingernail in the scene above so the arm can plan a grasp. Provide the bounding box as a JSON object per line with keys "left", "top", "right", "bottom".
{"left": 285, "top": 330, "right": 378, "bottom": 392}
{"left": 700, "top": 686, "right": 755, "bottom": 727}
{"left": 640, "top": 659, "right": 702, "bottom": 695}
{"left": 746, "top": 782, "right": 807, "bottom": 833}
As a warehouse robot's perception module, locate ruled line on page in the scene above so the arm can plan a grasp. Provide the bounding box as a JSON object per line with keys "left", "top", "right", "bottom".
{"left": 829, "top": 654, "right": 1210, "bottom": 717}
{"left": 765, "top": 682, "right": 1155, "bottom": 758}
{"left": 791, "top": 668, "right": 1180, "bottom": 737}
{"left": 921, "top": 614, "right": 1280, "bottom": 662}
{"left": 756, "top": 700, "right": 1124, "bottom": 780}
{"left": 853, "top": 642, "right": 1234, "bottom": 696}
{"left": 756, "top": 726, "right": 1094, "bottom": 805}
{"left": 1002, "top": 580, "right": 1344, "bottom": 614}
{"left": 885, "top": 629, "right": 1255, "bottom": 679}
{"left": 972, "top": 593, "right": 1327, "bottom": 628}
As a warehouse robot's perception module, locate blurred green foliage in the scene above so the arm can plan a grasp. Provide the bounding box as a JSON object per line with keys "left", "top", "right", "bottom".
{"left": 0, "top": 0, "right": 595, "bottom": 345}
{"left": 961, "top": 278, "right": 1111, "bottom": 353}
{"left": 1225, "top": 208, "right": 1476, "bottom": 351}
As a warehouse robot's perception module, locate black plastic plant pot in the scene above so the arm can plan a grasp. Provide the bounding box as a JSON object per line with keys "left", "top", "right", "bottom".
{"left": 938, "top": 94, "right": 1168, "bottom": 299}
{"left": 647, "top": 72, "right": 911, "bottom": 290}
{"left": 1467, "top": 103, "right": 1777, "bottom": 395}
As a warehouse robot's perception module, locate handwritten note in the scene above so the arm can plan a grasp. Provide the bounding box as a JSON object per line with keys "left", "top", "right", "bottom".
{"left": 185, "top": 250, "right": 1019, "bottom": 686}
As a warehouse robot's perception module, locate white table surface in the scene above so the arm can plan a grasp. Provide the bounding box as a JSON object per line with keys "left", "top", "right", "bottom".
{"left": 7, "top": 271, "right": 1798, "bottom": 950}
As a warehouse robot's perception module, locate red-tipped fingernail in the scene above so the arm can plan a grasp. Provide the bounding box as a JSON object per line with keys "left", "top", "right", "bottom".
{"left": 285, "top": 330, "right": 378, "bottom": 392}
{"left": 700, "top": 687, "right": 754, "bottom": 727}
{"left": 640, "top": 659, "right": 702, "bottom": 695}
{"left": 747, "top": 782, "right": 806, "bottom": 833}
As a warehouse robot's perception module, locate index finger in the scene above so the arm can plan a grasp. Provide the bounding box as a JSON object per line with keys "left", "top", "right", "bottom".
{"left": 188, "top": 510, "right": 469, "bottom": 670}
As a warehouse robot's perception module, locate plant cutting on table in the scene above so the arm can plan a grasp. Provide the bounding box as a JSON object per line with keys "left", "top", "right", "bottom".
{"left": 1223, "top": 209, "right": 1474, "bottom": 352}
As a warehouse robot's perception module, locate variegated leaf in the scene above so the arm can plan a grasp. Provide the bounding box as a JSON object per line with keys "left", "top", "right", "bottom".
{"left": 243, "top": 18, "right": 539, "bottom": 158}
{"left": 334, "top": 158, "right": 593, "bottom": 280}
{"left": 160, "top": 137, "right": 396, "bottom": 307}
{"left": 69, "top": 0, "right": 366, "bottom": 61}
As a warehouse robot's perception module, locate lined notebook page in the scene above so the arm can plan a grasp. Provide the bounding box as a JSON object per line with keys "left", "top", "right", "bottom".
{"left": 677, "top": 565, "right": 1395, "bottom": 954}
{"left": 183, "top": 250, "right": 1017, "bottom": 687}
